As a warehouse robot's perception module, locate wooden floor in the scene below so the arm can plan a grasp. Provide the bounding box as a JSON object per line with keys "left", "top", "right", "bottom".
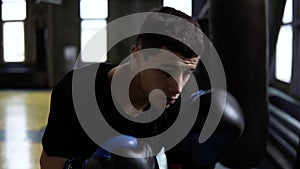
{"left": 0, "top": 90, "right": 51, "bottom": 169}
{"left": 0, "top": 90, "right": 276, "bottom": 169}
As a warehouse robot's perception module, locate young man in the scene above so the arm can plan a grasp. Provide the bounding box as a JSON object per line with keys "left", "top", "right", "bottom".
{"left": 40, "top": 6, "right": 243, "bottom": 169}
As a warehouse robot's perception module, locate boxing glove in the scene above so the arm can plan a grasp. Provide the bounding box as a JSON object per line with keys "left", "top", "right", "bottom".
{"left": 184, "top": 89, "right": 244, "bottom": 168}
{"left": 166, "top": 89, "right": 244, "bottom": 169}
{"left": 84, "top": 135, "right": 157, "bottom": 169}
{"left": 90, "top": 135, "right": 138, "bottom": 159}
{"left": 64, "top": 135, "right": 138, "bottom": 169}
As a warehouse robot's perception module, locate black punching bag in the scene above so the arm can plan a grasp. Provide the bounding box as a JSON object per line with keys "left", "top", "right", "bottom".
{"left": 209, "top": 0, "right": 269, "bottom": 168}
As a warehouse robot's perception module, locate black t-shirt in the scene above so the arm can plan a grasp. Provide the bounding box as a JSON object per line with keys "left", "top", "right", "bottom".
{"left": 42, "top": 62, "right": 244, "bottom": 168}
{"left": 42, "top": 63, "right": 179, "bottom": 159}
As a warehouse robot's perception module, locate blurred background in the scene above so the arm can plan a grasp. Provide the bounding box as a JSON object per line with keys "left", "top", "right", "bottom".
{"left": 0, "top": 0, "right": 299, "bottom": 169}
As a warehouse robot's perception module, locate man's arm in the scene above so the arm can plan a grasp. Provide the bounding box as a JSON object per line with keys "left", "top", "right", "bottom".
{"left": 40, "top": 150, "right": 67, "bottom": 169}
{"left": 40, "top": 71, "right": 74, "bottom": 169}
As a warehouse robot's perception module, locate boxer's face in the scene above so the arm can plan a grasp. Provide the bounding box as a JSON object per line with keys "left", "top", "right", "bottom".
{"left": 137, "top": 48, "right": 199, "bottom": 108}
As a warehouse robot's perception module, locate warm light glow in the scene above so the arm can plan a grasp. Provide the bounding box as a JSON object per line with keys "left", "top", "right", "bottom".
{"left": 4, "top": 105, "right": 31, "bottom": 169}
{"left": 0, "top": 91, "right": 51, "bottom": 169}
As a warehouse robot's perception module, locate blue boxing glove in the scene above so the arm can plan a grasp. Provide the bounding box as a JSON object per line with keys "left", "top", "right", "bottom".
{"left": 90, "top": 135, "right": 138, "bottom": 159}
{"left": 84, "top": 135, "right": 157, "bottom": 169}
{"left": 63, "top": 135, "right": 137, "bottom": 169}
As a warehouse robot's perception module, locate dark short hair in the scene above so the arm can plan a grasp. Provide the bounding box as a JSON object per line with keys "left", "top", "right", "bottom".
{"left": 136, "top": 6, "right": 204, "bottom": 58}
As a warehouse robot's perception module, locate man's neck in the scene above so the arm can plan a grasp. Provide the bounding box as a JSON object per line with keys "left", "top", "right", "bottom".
{"left": 107, "top": 63, "right": 149, "bottom": 116}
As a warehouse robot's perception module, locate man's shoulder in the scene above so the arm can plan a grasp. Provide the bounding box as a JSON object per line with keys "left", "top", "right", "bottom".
{"left": 56, "top": 63, "right": 117, "bottom": 84}
{"left": 52, "top": 63, "right": 118, "bottom": 97}
{"left": 73, "top": 62, "right": 118, "bottom": 75}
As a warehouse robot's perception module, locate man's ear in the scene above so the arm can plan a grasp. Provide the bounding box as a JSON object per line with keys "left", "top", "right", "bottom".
{"left": 130, "top": 45, "right": 143, "bottom": 63}
{"left": 129, "top": 45, "right": 144, "bottom": 70}
{"left": 130, "top": 45, "right": 141, "bottom": 53}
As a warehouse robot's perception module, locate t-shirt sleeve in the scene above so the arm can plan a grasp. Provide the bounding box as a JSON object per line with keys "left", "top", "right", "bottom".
{"left": 42, "top": 66, "right": 105, "bottom": 159}
{"left": 42, "top": 71, "right": 89, "bottom": 158}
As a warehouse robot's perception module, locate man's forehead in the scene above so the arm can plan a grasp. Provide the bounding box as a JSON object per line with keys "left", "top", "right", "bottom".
{"left": 157, "top": 56, "right": 199, "bottom": 72}
{"left": 140, "top": 48, "right": 200, "bottom": 70}
{"left": 160, "top": 47, "right": 200, "bottom": 70}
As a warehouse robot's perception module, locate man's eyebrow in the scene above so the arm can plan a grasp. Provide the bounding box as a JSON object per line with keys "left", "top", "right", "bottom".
{"left": 180, "top": 57, "right": 199, "bottom": 71}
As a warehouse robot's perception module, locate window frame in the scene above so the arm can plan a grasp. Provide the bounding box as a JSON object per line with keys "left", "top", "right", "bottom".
{"left": 79, "top": 0, "right": 108, "bottom": 63}
{"left": 163, "top": 0, "right": 192, "bottom": 16}
{"left": 272, "top": 0, "right": 300, "bottom": 99}
{"left": 0, "top": 0, "right": 27, "bottom": 64}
